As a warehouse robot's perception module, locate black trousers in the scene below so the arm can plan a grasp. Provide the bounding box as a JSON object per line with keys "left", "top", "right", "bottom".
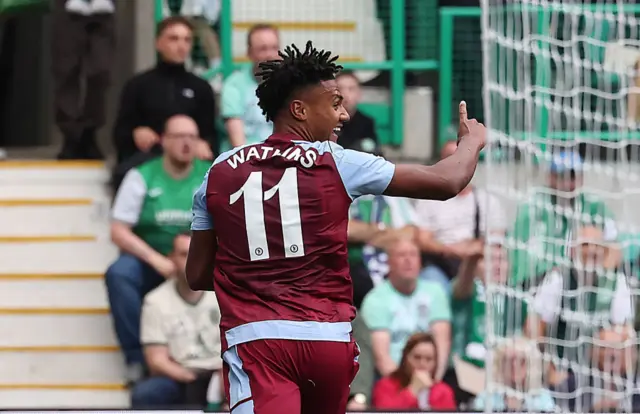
{"left": 51, "top": 0, "right": 115, "bottom": 141}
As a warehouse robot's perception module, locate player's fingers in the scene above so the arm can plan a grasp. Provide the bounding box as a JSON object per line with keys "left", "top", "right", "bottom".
{"left": 459, "top": 101, "right": 468, "bottom": 122}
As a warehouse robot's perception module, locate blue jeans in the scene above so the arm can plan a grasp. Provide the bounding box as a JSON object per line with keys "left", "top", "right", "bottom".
{"left": 105, "top": 253, "right": 164, "bottom": 365}
{"left": 420, "top": 265, "right": 452, "bottom": 295}
{"left": 131, "top": 376, "right": 183, "bottom": 408}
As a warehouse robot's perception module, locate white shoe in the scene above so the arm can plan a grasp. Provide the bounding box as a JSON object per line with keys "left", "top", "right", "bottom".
{"left": 65, "top": 0, "right": 91, "bottom": 15}
{"left": 90, "top": 0, "right": 115, "bottom": 14}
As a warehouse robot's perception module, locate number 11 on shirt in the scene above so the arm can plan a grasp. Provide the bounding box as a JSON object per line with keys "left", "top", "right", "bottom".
{"left": 230, "top": 167, "right": 305, "bottom": 261}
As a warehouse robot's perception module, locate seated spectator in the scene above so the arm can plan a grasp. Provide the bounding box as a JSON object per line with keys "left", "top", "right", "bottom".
{"left": 220, "top": 24, "right": 278, "bottom": 150}
{"left": 112, "top": 16, "right": 216, "bottom": 189}
{"left": 361, "top": 238, "right": 451, "bottom": 380}
{"left": 372, "top": 332, "right": 456, "bottom": 410}
{"left": 445, "top": 241, "right": 509, "bottom": 405}
{"left": 473, "top": 338, "right": 556, "bottom": 412}
{"left": 335, "top": 71, "right": 379, "bottom": 151}
{"left": 348, "top": 188, "right": 420, "bottom": 308}
{"left": 106, "top": 114, "right": 211, "bottom": 383}
{"left": 510, "top": 150, "right": 618, "bottom": 284}
{"left": 132, "top": 233, "right": 224, "bottom": 409}
{"left": 525, "top": 225, "right": 634, "bottom": 411}
{"left": 415, "top": 140, "right": 506, "bottom": 292}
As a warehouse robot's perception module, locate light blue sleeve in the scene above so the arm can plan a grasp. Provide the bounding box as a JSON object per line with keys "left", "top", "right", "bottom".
{"left": 473, "top": 392, "right": 504, "bottom": 411}
{"left": 220, "top": 73, "right": 246, "bottom": 119}
{"left": 330, "top": 143, "right": 395, "bottom": 199}
{"left": 191, "top": 175, "right": 213, "bottom": 231}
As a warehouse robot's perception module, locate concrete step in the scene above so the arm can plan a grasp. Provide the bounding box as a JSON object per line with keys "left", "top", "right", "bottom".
{"left": 0, "top": 351, "right": 125, "bottom": 384}
{"left": 0, "top": 277, "right": 108, "bottom": 308}
{"left": 0, "top": 388, "right": 129, "bottom": 408}
{"left": 0, "top": 313, "right": 117, "bottom": 347}
{"left": 0, "top": 239, "right": 117, "bottom": 273}
{"left": 0, "top": 201, "right": 110, "bottom": 236}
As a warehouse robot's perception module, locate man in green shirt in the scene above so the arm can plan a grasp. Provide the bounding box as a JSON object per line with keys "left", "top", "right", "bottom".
{"left": 105, "top": 114, "right": 210, "bottom": 383}
{"left": 510, "top": 150, "right": 618, "bottom": 284}
{"left": 220, "top": 24, "right": 279, "bottom": 150}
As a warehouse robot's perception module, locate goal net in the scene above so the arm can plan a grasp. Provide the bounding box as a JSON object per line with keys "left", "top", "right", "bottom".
{"left": 480, "top": 0, "right": 640, "bottom": 412}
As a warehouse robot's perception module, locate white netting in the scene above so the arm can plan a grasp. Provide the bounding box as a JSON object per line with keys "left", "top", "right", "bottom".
{"left": 481, "top": 1, "right": 640, "bottom": 412}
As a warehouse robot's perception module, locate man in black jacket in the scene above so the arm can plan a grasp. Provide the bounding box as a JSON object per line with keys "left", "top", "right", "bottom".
{"left": 112, "top": 16, "right": 217, "bottom": 187}
{"left": 335, "top": 71, "right": 379, "bottom": 152}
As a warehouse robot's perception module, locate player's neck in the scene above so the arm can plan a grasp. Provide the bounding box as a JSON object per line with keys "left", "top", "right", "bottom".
{"left": 162, "top": 157, "right": 193, "bottom": 179}
{"left": 272, "top": 121, "right": 314, "bottom": 141}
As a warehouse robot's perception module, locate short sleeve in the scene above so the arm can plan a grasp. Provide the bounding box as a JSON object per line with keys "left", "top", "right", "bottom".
{"left": 330, "top": 144, "right": 395, "bottom": 199}
{"left": 111, "top": 169, "right": 146, "bottom": 225}
{"left": 140, "top": 298, "right": 167, "bottom": 345}
{"left": 532, "top": 270, "right": 563, "bottom": 323}
{"left": 361, "top": 290, "right": 393, "bottom": 331}
{"left": 192, "top": 173, "right": 214, "bottom": 231}
{"left": 220, "top": 74, "right": 245, "bottom": 119}
{"left": 532, "top": 390, "right": 557, "bottom": 412}
{"left": 610, "top": 273, "right": 633, "bottom": 325}
{"left": 425, "top": 282, "right": 452, "bottom": 322}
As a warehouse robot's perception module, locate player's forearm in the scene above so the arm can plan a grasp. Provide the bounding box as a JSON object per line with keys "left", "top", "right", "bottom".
{"left": 385, "top": 140, "right": 482, "bottom": 200}
{"left": 110, "top": 222, "right": 163, "bottom": 266}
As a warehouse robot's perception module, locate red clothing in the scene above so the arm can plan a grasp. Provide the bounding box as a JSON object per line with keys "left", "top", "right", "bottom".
{"left": 372, "top": 376, "right": 457, "bottom": 410}
{"left": 206, "top": 136, "right": 357, "bottom": 352}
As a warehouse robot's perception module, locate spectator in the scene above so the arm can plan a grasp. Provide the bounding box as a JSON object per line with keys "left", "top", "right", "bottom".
{"left": 105, "top": 114, "right": 211, "bottom": 383}
{"left": 348, "top": 190, "right": 420, "bottom": 309}
{"left": 372, "top": 332, "right": 456, "bottom": 410}
{"left": 166, "top": 0, "right": 222, "bottom": 71}
{"left": 112, "top": 16, "right": 216, "bottom": 186}
{"left": 472, "top": 338, "right": 556, "bottom": 412}
{"left": 361, "top": 238, "right": 451, "bottom": 380}
{"left": 525, "top": 225, "right": 634, "bottom": 411}
{"left": 415, "top": 140, "right": 506, "bottom": 292}
{"left": 446, "top": 241, "right": 509, "bottom": 405}
{"left": 52, "top": 0, "right": 115, "bottom": 160}
{"left": 132, "top": 232, "right": 224, "bottom": 409}
{"left": 511, "top": 150, "right": 618, "bottom": 284}
{"left": 335, "top": 71, "right": 379, "bottom": 151}
{"left": 220, "top": 24, "right": 279, "bottom": 150}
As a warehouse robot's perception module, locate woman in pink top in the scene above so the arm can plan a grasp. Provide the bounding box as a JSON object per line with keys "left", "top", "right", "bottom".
{"left": 372, "top": 332, "right": 457, "bottom": 410}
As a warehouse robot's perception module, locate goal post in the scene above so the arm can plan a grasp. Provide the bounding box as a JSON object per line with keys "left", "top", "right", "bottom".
{"left": 481, "top": 1, "right": 640, "bottom": 412}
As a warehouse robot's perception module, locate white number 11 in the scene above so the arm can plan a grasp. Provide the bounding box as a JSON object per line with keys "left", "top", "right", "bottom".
{"left": 229, "top": 167, "right": 305, "bottom": 261}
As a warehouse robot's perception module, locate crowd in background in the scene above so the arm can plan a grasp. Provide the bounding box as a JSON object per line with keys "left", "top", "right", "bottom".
{"left": 44, "top": 0, "right": 640, "bottom": 411}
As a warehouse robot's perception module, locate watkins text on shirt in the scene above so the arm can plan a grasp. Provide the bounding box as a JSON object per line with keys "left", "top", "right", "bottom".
{"left": 226, "top": 145, "right": 318, "bottom": 169}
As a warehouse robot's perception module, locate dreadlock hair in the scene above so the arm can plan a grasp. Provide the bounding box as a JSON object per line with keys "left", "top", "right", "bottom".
{"left": 255, "top": 41, "right": 343, "bottom": 122}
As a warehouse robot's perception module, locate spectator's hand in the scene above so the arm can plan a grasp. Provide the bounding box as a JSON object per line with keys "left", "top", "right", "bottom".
{"left": 175, "top": 368, "right": 197, "bottom": 383}
{"left": 194, "top": 138, "right": 214, "bottom": 160}
{"left": 409, "top": 369, "right": 433, "bottom": 395}
{"left": 457, "top": 101, "right": 486, "bottom": 151}
{"left": 149, "top": 253, "right": 176, "bottom": 278}
{"left": 133, "top": 127, "right": 160, "bottom": 152}
{"left": 346, "top": 399, "right": 367, "bottom": 411}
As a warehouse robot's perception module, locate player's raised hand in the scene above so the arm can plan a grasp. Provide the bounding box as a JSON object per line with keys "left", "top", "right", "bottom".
{"left": 457, "top": 101, "right": 486, "bottom": 151}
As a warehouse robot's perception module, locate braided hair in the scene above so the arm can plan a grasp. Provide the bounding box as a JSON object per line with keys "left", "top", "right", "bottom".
{"left": 256, "top": 41, "right": 343, "bottom": 122}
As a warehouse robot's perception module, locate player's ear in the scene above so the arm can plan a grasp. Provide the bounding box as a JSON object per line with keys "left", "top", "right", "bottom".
{"left": 290, "top": 99, "right": 307, "bottom": 122}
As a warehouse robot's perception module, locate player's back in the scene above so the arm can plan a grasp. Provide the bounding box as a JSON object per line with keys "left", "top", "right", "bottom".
{"left": 201, "top": 133, "right": 395, "bottom": 349}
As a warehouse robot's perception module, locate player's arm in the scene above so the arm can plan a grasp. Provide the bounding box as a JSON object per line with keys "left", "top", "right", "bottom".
{"left": 185, "top": 178, "right": 216, "bottom": 291}
{"left": 384, "top": 101, "right": 486, "bottom": 200}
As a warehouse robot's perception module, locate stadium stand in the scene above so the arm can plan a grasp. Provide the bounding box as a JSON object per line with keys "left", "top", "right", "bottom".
{"left": 0, "top": 161, "right": 126, "bottom": 408}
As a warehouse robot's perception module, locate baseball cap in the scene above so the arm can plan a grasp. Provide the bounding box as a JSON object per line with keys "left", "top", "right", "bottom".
{"left": 550, "top": 150, "right": 583, "bottom": 174}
